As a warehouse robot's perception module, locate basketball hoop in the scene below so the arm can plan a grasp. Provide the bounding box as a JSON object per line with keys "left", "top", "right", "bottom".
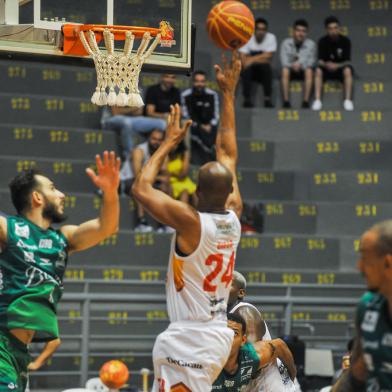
{"left": 62, "top": 22, "right": 175, "bottom": 107}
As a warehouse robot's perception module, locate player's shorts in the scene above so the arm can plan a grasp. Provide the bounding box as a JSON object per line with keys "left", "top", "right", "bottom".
{"left": 0, "top": 331, "right": 31, "bottom": 392}
{"left": 152, "top": 320, "right": 234, "bottom": 392}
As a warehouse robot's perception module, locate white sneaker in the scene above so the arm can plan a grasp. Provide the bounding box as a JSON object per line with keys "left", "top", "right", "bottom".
{"left": 312, "top": 99, "right": 322, "bottom": 111}
{"left": 134, "top": 223, "right": 153, "bottom": 233}
{"left": 343, "top": 99, "right": 354, "bottom": 111}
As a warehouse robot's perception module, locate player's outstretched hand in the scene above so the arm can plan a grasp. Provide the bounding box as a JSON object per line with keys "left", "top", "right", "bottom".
{"left": 86, "top": 151, "right": 121, "bottom": 194}
{"left": 166, "top": 104, "right": 192, "bottom": 145}
{"left": 214, "top": 50, "right": 242, "bottom": 94}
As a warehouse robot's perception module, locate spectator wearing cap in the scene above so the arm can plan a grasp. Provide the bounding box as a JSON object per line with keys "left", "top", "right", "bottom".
{"left": 280, "top": 19, "right": 316, "bottom": 109}
{"left": 312, "top": 16, "right": 354, "bottom": 111}
{"left": 239, "top": 17, "right": 277, "bottom": 108}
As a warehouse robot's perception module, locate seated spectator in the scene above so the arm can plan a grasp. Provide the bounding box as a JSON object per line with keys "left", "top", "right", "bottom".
{"left": 280, "top": 19, "right": 316, "bottom": 108}
{"left": 167, "top": 141, "right": 196, "bottom": 205}
{"left": 101, "top": 105, "right": 166, "bottom": 159}
{"left": 239, "top": 17, "right": 277, "bottom": 108}
{"left": 312, "top": 16, "right": 354, "bottom": 111}
{"left": 121, "top": 129, "right": 170, "bottom": 232}
{"left": 145, "top": 74, "right": 181, "bottom": 119}
{"left": 181, "top": 70, "right": 219, "bottom": 164}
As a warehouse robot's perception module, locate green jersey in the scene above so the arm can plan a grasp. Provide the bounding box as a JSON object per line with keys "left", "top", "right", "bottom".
{"left": 357, "top": 291, "right": 392, "bottom": 391}
{"left": 212, "top": 342, "right": 260, "bottom": 392}
{"left": 0, "top": 216, "right": 68, "bottom": 342}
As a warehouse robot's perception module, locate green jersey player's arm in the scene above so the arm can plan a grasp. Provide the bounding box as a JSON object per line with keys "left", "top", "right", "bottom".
{"left": 0, "top": 215, "right": 7, "bottom": 249}
{"left": 61, "top": 151, "right": 121, "bottom": 253}
{"left": 331, "top": 337, "right": 367, "bottom": 392}
{"left": 253, "top": 338, "right": 297, "bottom": 381}
{"left": 214, "top": 52, "right": 243, "bottom": 219}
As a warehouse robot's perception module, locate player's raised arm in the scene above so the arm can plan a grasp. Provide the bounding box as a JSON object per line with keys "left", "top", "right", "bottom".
{"left": 254, "top": 338, "right": 297, "bottom": 381}
{"left": 331, "top": 337, "right": 367, "bottom": 392}
{"left": 61, "top": 151, "right": 121, "bottom": 253}
{"left": 132, "top": 105, "right": 199, "bottom": 238}
{"left": 214, "top": 51, "right": 243, "bottom": 218}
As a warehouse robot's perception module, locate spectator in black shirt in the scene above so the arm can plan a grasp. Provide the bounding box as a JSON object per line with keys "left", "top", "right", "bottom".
{"left": 181, "top": 70, "right": 219, "bottom": 164}
{"left": 145, "top": 74, "right": 181, "bottom": 118}
{"left": 312, "top": 16, "right": 354, "bottom": 111}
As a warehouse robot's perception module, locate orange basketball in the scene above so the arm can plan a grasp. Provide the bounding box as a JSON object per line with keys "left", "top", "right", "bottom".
{"left": 207, "top": 1, "right": 255, "bottom": 50}
{"left": 99, "top": 360, "right": 129, "bottom": 389}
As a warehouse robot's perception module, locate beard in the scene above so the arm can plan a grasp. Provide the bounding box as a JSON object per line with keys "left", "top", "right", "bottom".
{"left": 42, "top": 197, "right": 67, "bottom": 224}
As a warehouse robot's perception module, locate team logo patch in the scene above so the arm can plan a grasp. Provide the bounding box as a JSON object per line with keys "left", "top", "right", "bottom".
{"left": 170, "top": 382, "right": 192, "bottom": 392}
{"left": 7, "top": 383, "right": 16, "bottom": 390}
{"left": 382, "top": 334, "right": 392, "bottom": 347}
{"left": 15, "top": 223, "right": 29, "bottom": 239}
{"left": 361, "top": 311, "right": 379, "bottom": 332}
{"left": 240, "top": 365, "right": 253, "bottom": 381}
{"left": 23, "top": 251, "right": 35, "bottom": 264}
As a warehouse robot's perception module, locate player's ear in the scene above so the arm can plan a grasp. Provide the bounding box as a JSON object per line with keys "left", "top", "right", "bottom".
{"left": 31, "top": 190, "right": 44, "bottom": 207}
{"left": 241, "top": 334, "right": 247, "bottom": 345}
{"left": 384, "top": 254, "right": 392, "bottom": 270}
{"left": 239, "top": 288, "right": 245, "bottom": 300}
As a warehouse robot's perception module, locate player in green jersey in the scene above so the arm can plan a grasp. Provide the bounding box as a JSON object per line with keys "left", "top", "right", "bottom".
{"left": 332, "top": 220, "right": 392, "bottom": 392}
{"left": 0, "top": 151, "right": 120, "bottom": 392}
{"left": 212, "top": 313, "right": 296, "bottom": 392}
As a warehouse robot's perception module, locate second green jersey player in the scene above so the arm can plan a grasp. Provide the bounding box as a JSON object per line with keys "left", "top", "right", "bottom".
{"left": 212, "top": 314, "right": 296, "bottom": 392}
{"left": 0, "top": 151, "right": 121, "bottom": 392}
{"left": 332, "top": 220, "right": 392, "bottom": 392}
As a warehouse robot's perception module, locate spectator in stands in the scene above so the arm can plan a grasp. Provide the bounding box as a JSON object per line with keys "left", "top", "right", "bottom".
{"left": 101, "top": 106, "right": 166, "bottom": 159}
{"left": 145, "top": 74, "right": 181, "bottom": 119}
{"left": 181, "top": 70, "right": 219, "bottom": 164}
{"left": 280, "top": 19, "right": 316, "bottom": 109}
{"left": 239, "top": 17, "right": 277, "bottom": 108}
{"left": 312, "top": 16, "right": 354, "bottom": 111}
{"left": 121, "top": 129, "right": 171, "bottom": 232}
{"left": 167, "top": 141, "right": 196, "bottom": 205}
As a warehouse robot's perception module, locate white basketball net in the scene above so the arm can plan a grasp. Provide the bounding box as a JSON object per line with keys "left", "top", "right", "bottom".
{"left": 79, "top": 29, "right": 161, "bottom": 107}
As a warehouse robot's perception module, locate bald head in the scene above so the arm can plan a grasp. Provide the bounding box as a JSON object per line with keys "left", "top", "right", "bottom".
{"left": 197, "top": 162, "right": 233, "bottom": 208}
{"left": 370, "top": 220, "right": 392, "bottom": 256}
{"left": 232, "top": 271, "right": 247, "bottom": 291}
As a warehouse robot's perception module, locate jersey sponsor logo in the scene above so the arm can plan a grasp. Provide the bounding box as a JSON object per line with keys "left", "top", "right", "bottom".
{"left": 166, "top": 357, "right": 203, "bottom": 369}
{"left": 25, "top": 266, "right": 59, "bottom": 288}
{"left": 382, "top": 334, "right": 392, "bottom": 347}
{"left": 55, "top": 251, "right": 67, "bottom": 269}
{"left": 241, "top": 365, "right": 253, "bottom": 381}
{"left": 361, "top": 311, "right": 380, "bottom": 332}
{"left": 16, "top": 240, "right": 37, "bottom": 250}
{"left": 209, "top": 296, "right": 226, "bottom": 317}
{"left": 15, "top": 223, "right": 30, "bottom": 239}
{"left": 362, "top": 339, "right": 380, "bottom": 350}
{"left": 7, "top": 383, "right": 17, "bottom": 390}
{"left": 381, "top": 362, "right": 392, "bottom": 374}
{"left": 217, "top": 240, "right": 234, "bottom": 250}
{"left": 39, "top": 239, "right": 53, "bottom": 249}
{"left": 23, "top": 251, "right": 36, "bottom": 264}
{"left": 364, "top": 353, "right": 375, "bottom": 372}
{"left": 214, "top": 220, "right": 235, "bottom": 235}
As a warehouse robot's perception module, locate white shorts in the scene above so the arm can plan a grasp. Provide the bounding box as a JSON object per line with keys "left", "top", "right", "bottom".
{"left": 152, "top": 320, "right": 234, "bottom": 392}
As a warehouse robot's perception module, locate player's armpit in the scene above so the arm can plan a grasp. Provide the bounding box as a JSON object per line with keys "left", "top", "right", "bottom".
{"left": 254, "top": 339, "right": 297, "bottom": 381}
{"left": 331, "top": 337, "right": 367, "bottom": 392}
{"left": 0, "top": 215, "right": 7, "bottom": 249}
{"left": 331, "top": 370, "right": 366, "bottom": 392}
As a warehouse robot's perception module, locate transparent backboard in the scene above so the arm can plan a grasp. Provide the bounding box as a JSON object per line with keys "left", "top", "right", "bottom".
{"left": 0, "top": 0, "right": 193, "bottom": 72}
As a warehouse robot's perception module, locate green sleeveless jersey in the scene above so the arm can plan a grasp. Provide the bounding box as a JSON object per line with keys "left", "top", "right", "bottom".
{"left": 212, "top": 342, "right": 260, "bottom": 392}
{"left": 357, "top": 291, "right": 392, "bottom": 391}
{"left": 0, "top": 216, "right": 68, "bottom": 342}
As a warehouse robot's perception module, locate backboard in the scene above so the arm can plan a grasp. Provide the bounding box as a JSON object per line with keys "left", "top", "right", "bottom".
{"left": 0, "top": 0, "right": 194, "bottom": 73}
